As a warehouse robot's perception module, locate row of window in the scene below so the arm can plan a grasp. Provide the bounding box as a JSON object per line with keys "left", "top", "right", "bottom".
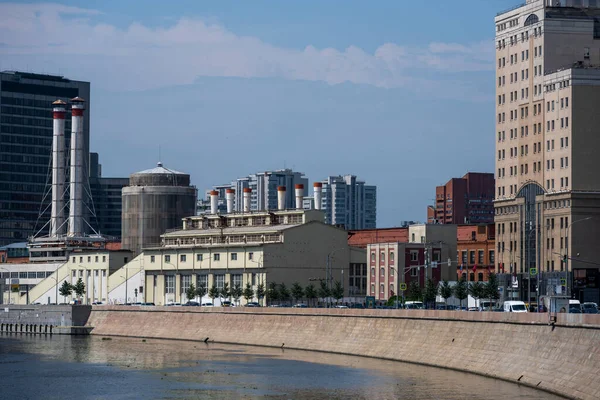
{"left": 497, "top": 27, "right": 541, "bottom": 48}
{"left": 71, "top": 255, "right": 108, "bottom": 263}
{"left": 545, "top": 79, "right": 571, "bottom": 93}
{"left": 497, "top": 137, "right": 570, "bottom": 161}
{"left": 151, "top": 252, "right": 256, "bottom": 264}
{"left": 162, "top": 273, "right": 250, "bottom": 294}
{"left": 0, "top": 271, "right": 53, "bottom": 279}
{"left": 495, "top": 200, "right": 570, "bottom": 217}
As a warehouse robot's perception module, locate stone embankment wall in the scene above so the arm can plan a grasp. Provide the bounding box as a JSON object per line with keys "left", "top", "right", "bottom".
{"left": 87, "top": 307, "right": 600, "bottom": 400}
{"left": 0, "top": 305, "right": 91, "bottom": 334}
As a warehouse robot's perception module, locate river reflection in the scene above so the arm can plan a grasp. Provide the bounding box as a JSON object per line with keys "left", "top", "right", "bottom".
{"left": 0, "top": 334, "right": 560, "bottom": 400}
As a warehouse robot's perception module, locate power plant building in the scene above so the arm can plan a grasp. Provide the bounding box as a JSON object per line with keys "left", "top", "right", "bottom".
{"left": 121, "top": 163, "right": 197, "bottom": 256}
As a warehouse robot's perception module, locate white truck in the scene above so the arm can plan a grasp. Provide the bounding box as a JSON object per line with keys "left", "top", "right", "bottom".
{"left": 503, "top": 300, "right": 527, "bottom": 312}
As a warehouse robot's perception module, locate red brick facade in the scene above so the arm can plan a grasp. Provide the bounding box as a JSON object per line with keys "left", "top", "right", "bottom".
{"left": 456, "top": 224, "right": 495, "bottom": 282}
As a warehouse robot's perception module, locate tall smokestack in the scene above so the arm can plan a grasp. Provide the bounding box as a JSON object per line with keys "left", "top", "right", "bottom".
{"left": 225, "top": 189, "right": 235, "bottom": 213}
{"left": 313, "top": 182, "right": 323, "bottom": 210}
{"left": 68, "top": 97, "right": 85, "bottom": 237}
{"left": 243, "top": 188, "right": 252, "bottom": 212}
{"left": 277, "top": 186, "right": 286, "bottom": 210}
{"left": 210, "top": 190, "right": 219, "bottom": 214}
{"left": 295, "top": 184, "right": 304, "bottom": 210}
{"left": 50, "top": 100, "right": 67, "bottom": 237}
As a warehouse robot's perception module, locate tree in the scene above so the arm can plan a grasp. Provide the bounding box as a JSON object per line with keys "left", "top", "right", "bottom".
{"left": 256, "top": 283, "right": 266, "bottom": 306}
{"left": 243, "top": 283, "right": 255, "bottom": 304}
{"left": 208, "top": 285, "right": 219, "bottom": 305}
{"left": 291, "top": 282, "right": 304, "bottom": 305}
{"left": 317, "top": 280, "right": 330, "bottom": 306}
{"left": 73, "top": 278, "right": 86, "bottom": 301}
{"left": 331, "top": 280, "right": 344, "bottom": 305}
{"left": 406, "top": 280, "right": 422, "bottom": 302}
{"left": 220, "top": 282, "right": 230, "bottom": 304}
{"left": 439, "top": 280, "right": 454, "bottom": 306}
{"left": 185, "top": 283, "right": 196, "bottom": 303}
{"left": 267, "top": 282, "right": 279, "bottom": 305}
{"left": 304, "top": 284, "right": 317, "bottom": 307}
{"left": 469, "top": 281, "right": 486, "bottom": 308}
{"left": 232, "top": 284, "right": 243, "bottom": 306}
{"left": 423, "top": 278, "right": 438, "bottom": 309}
{"left": 454, "top": 277, "right": 468, "bottom": 309}
{"left": 59, "top": 281, "right": 73, "bottom": 303}
{"left": 279, "top": 283, "right": 291, "bottom": 305}
{"left": 485, "top": 273, "right": 500, "bottom": 309}
{"left": 196, "top": 283, "right": 207, "bottom": 304}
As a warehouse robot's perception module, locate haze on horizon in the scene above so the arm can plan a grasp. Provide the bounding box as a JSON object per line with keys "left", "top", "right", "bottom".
{"left": 0, "top": 0, "right": 518, "bottom": 226}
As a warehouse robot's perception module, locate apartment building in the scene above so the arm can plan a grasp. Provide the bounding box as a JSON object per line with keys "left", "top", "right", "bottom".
{"left": 494, "top": 0, "right": 600, "bottom": 304}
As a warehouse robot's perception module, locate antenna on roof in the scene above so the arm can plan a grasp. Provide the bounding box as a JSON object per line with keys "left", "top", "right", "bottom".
{"left": 158, "top": 145, "right": 162, "bottom": 164}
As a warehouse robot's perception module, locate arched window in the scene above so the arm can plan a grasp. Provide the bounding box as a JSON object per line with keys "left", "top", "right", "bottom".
{"left": 390, "top": 284, "right": 395, "bottom": 295}
{"left": 462, "top": 273, "right": 467, "bottom": 281}
{"left": 371, "top": 267, "right": 375, "bottom": 276}
{"left": 524, "top": 14, "right": 539, "bottom": 27}
{"left": 478, "top": 272, "right": 484, "bottom": 282}
{"left": 380, "top": 252, "right": 385, "bottom": 262}
{"left": 380, "top": 267, "right": 385, "bottom": 276}
{"left": 370, "top": 252, "right": 375, "bottom": 262}
{"left": 390, "top": 252, "right": 395, "bottom": 262}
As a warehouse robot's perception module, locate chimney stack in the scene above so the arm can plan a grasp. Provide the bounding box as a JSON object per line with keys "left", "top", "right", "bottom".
{"left": 277, "top": 186, "right": 286, "bottom": 210}
{"left": 295, "top": 184, "right": 304, "bottom": 210}
{"left": 225, "top": 189, "right": 235, "bottom": 213}
{"left": 210, "top": 190, "right": 219, "bottom": 214}
{"left": 68, "top": 97, "right": 85, "bottom": 237}
{"left": 50, "top": 100, "right": 67, "bottom": 237}
{"left": 243, "top": 188, "right": 252, "bottom": 212}
{"left": 313, "top": 182, "right": 323, "bottom": 210}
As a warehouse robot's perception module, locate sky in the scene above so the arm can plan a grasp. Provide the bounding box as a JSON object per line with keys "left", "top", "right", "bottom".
{"left": 0, "top": 0, "right": 517, "bottom": 227}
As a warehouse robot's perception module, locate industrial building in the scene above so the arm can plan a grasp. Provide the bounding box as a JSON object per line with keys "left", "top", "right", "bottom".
{"left": 121, "top": 163, "right": 197, "bottom": 256}
{"left": 494, "top": 0, "right": 600, "bottom": 304}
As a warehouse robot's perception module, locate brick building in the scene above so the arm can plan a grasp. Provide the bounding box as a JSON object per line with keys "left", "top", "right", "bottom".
{"left": 456, "top": 224, "right": 496, "bottom": 282}
{"left": 427, "top": 172, "right": 495, "bottom": 225}
{"left": 348, "top": 227, "right": 408, "bottom": 248}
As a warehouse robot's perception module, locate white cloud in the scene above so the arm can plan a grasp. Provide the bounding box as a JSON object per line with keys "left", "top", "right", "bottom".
{"left": 0, "top": 3, "right": 494, "bottom": 92}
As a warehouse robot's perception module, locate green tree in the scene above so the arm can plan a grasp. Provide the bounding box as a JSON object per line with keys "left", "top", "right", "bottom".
{"left": 317, "top": 280, "right": 331, "bottom": 306}
{"left": 256, "top": 283, "right": 266, "bottom": 306}
{"left": 304, "top": 284, "right": 317, "bottom": 307}
{"left": 454, "top": 277, "right": 468, "bottom": 309}
{"left": 242, "top": 283, "right": 255, "bottom": 304}
{"left": 59, "top": 281, "right": 73, "bottom": 303}
{"left": 185, "top": 283, "right": 196, "bottom": 302}
{"left": 386, "top": 295, "right": 400, "bottom": 308}
{"left": 469, "top": 281, "right": 486, "bottom": 308}
{"left": 406, "top": 280, "right": 422, "bottom": 302}
{"left": 208, "top": 285, "right": 219, "bottom": 305}
{"left": 196, "top": 282, "right": 207, "bottom": 304}
{"left": 485, "top": 273, "right": 500, "bottom": 309}
{"left": 267, "top": 282, "right": 279, "bottom": 305}
{"left": 73, "top": 278, "right": 86, "bottom": 301}
{"left": 232, "top": 284, "right": 243, "bottom": 306}
{"left": 439, "top": 280, "right": 454, "bottom": 306}
{"left": 220, "top": 282, "right": 230, "bottom": 304}
{"left": 331, "top": 280, "right": 344, "bottom": 305}
{"left": 291, "top": 282, "right": 304, "bottom": 305}
{"left": 279, "top": 283, "right": 291, "bottom": 305}
{"left": 423, "top": 278, "right": 438, "bottom": 309}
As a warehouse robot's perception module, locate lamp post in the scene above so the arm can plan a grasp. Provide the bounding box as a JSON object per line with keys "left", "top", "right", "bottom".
{"left": 525, "top": 225, "right": 537, "bottom": 309}
{"left": 390, "top": 267, "right": 399, "bottom": 309}
{"left": 249, "top": 254, "right": 264, "bottom": 305}
{"left": 327, "top": 248, "right": 347, "bottom": 308}
{"left": 564, "top": 217, "right": 592, "bottom": 299}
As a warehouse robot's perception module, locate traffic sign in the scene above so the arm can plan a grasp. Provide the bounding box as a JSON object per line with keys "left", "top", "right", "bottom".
{"left": 399, "top": 283, "right": 407, "bottom": 291}
{"left": 529, "top": 268, "right": 537, "bottom": 276}
{"left": 560, "top": 278, "right": 567, "bottom": 285}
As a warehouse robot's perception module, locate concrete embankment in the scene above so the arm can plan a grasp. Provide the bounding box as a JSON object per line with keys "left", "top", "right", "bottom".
{"left": 0, "top": 305, "right": 92, "bottom": 335}
{"left": 87, "top": 307, "right": 600, "bottom": 400}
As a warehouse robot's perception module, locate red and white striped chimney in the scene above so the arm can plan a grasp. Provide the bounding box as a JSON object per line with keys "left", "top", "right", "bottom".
{"left": 51, "top": 100, "right": 67, "bottom": 237}
{"left": 225, "top": 189, "right": 235, "bottom": 213}
{"left": 210, "top": 190, "right": 219, "bottom": 214}
{"left": 277, "top": 186, "right": 286, "bottom": 210}
{"left": 68, "top": 97, "right": 85, "bottom": 237}
{"left": 295, "top": 184, "right": 304, "bottom": 210}
{"left": 313, "top": 182, "right": 323, "bottom": 210}
{"left": 243, "top": 188, "right": 252, "bottom": 212}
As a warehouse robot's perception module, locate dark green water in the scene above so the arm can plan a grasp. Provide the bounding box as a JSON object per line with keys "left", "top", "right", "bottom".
{"left": 0, "top": 334, "right": 561, "bottom": 399}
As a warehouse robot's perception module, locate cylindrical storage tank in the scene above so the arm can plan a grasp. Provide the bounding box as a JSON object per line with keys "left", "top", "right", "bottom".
{"left": 210, "top": 190, "right": 219, "bottom": 214}
{"left": 122, "top": 162, "right": 197, "bottom": 256}
{"left": 277, "top": 186, "right": 286, "bottom": 210}
{"left": 243, "top": 188, "right": 252, "bottom": 212}
{"left": 313, "top": 182, "right": 323, "bottom": 210}
{"left": 295, "top": 184, "right": 304, "bottom": 210}
{"left": 225, "top": 189, "right": 235, "bottom": 213}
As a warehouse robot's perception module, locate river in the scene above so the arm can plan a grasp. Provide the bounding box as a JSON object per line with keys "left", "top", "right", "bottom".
{"left": 0, "top": 334, "right": 561, "bottom": 399}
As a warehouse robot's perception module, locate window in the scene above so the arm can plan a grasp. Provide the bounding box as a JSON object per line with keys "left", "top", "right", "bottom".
{"left": 380, "top": 267, "right": 385, "bottom": 276}
{"left": 95, "top": 256, "right": 99, "bottom": 262}
{"left": 380, "top": 252, "right": 385, "bottom": 262}
{"left": 371, "top": 267, "right": 375, "bottom": 276}
{"left": 215, "top": 274, "right": 225, "bottom": 289}
{"left": 489, "top": 250, "right": 495, "bottom": 264}
{"left": 461, "top": 251, "right": 467, "bottom": 264}
{"left": 165, "top": 255, "right": 171, "bottom": 263}
{"left": 410, "top": 251, "right": 418, "bottom": 262}
{"left": 469, "top": 251, "right": 475, "bottom": 264}
{"left": 411, "top": 268, "right": 418, "bottom": 277}
{"left": 197, "top": 254, "right": 203, "bottom": 262}
{"left": 231, "top": 253, "right": 237, "bottom": 261}
{"left": 150, "top": 255, "right": 155, "bottom": 263}
{"left": 87, "top": 256, "right": 91, "bottom": 262}
{"left": 102, "top": 256, "right": 106, "bottom": 262}
{"left": 180, "top": 254, "right": 186, "bottom": 262}
{"left": 79, "top": 256, "right": 83, "bottom": 263}
{"left": 165, "top": 275, "right": 175, "bottom": 294}
{"left": 181, "top": 275, "right": 192, "bottom": 294}
{"left": 214, "top": 254, "right": 220, "bottom": 261}
{"left": 390, "top": 252, "right": 395, "bottom": 262}
{"left": 247, "top": 252, "right": 253, "bottom": 261}
{"left": 197, "top": 274, "right": 208, "bottom": 288}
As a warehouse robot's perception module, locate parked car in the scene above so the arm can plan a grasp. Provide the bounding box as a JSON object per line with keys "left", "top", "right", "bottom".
{"left": 201, "top": 302, "right": 214, "bottom": 307}
{"left": 221, "top": 301, "right": 233, "bottom": 307}
{"left": 569, "top": 300, "right": 582, "bottom": 313}
{"left": 350, "top": 303, "right": 365, "bottom": 309}
{"left": 335, "top": 305, "right": 348, "bottom": 309}
{"left": 404, "top": 301, "right": 424, "bottom": 309}
{"left": 183, "top": 301, "right": 200, "bottom": 307}
{"left": 582, "top": 302, "right": 598, "bottom": 314}
{"left": 245, "top": 302, "right": 261, "bottom": 307}
{"left": 569, "top": 307, "right": 582, "bottom": 314}
{"left": 292, "top": 304, "right": 307, "bottom": 308}
{"left": 166, "top": 302, "right": 181, "bottom": 306}
{"left": 140, "top": 302, "right": 155, "bottom": 306}
{"left": 92, "top": 301, "right": 105, "bottom": 305}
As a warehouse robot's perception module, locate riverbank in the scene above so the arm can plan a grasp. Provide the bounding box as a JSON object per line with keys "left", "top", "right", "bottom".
{"left": 87, "top": 307, "right": 600, "bottom": 400}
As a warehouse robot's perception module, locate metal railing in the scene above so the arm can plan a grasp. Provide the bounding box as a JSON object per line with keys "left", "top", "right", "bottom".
{"left": 496, "top": 3, "right": 526, "bottom": 17}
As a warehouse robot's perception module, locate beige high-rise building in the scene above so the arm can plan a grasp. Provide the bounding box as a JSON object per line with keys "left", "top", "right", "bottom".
{"left": 494, "top": 0, "right": 600, "bottom": 304}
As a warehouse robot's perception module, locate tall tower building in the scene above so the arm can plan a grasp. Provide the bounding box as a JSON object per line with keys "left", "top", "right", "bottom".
{"left": 494, "top": 0, "right": 600, "bottom": 304}
{"left": 320, "top": 175, "right": 377, "bottom": 230}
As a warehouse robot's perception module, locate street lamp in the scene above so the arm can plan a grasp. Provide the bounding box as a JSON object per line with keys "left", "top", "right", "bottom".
{"left": 249, "top": 254, "right": 264, "bottom": 305}
{"left": 327, "top": 248, "right": 346, "bottom": 308}
{"left": 563, "top": 217, "right": 592, "bottom": 299}
{"left": 390, "top": 267, "right": 399, "bottom": 309}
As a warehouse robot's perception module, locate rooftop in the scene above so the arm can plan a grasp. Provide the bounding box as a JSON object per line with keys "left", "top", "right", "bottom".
{"left": 134, "top": 162, "right": 186, "bottom": 176}
{"left": 163, "top": 224, "right": 300, "bottom": 237}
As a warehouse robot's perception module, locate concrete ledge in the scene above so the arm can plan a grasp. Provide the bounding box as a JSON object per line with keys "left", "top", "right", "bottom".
{"left": 88, "top": 307, "right": 600, "bottom": 400}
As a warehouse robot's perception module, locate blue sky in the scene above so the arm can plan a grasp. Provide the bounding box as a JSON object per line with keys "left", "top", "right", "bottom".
{"left": 0, "top": 0, "right": 517, "bottom": 226}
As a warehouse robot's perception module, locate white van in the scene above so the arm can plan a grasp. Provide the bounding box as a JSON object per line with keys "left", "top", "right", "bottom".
{"left": 503, "top": 301, "right": 527, "bottom": 313}
{"left": 404, "top": 301, "right": 424, "bottom": 309}
{"left": 569, "top": 299, "right": 581, "bottom": 312}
